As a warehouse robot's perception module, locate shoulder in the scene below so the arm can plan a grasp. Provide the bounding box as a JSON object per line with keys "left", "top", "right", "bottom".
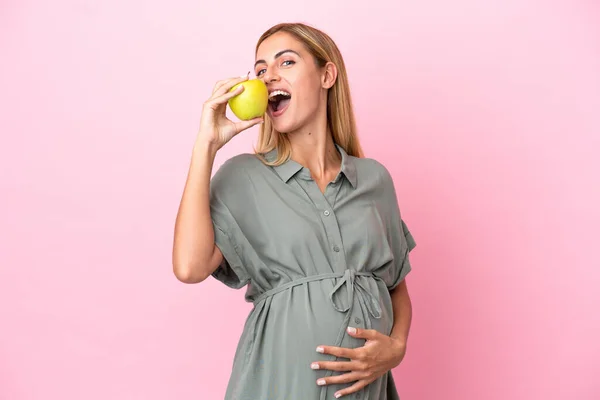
{"left": 352, "top": 156, "right": 395, "bottom": 187}
{"left": 212, "top": 153, "right": 262, "bottom": 180}
{"left": 218, "top": 152, "right": 261, "bottom": 169}
{"left": 210, "top": 152, "right": 265, "bottom": 198}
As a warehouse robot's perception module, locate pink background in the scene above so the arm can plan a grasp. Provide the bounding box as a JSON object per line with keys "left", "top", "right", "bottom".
{"left": 1, "top": 1, "right": 599, "bottom": 399}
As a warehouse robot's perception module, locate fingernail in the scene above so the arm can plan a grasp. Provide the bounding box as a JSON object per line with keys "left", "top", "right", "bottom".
{"left": 347, "top": 326, "right": 357, "bottom": 334}
{"left": 335, "top": 393, "right": 342, "bottom": 398}
{"left": 241, "top": 71, "right": 249, "bottom": 78}
{"left": 310, "top": 362, "right": 319, "bottom": 370}
{"left": 317, "top": 379, "right": 326, "bottom": 386}
{"left": 316, "top": 346, "right": 324, "bottom": 353}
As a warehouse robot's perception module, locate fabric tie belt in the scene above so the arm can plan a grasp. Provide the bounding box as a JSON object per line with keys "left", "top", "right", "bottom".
{"left": 253, "top": 269, "right": 383, "bottom": 400}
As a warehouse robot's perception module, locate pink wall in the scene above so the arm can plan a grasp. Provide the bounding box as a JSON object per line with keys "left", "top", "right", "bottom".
{"left": 1, "top": 1, "right": 599, "bottom": 399}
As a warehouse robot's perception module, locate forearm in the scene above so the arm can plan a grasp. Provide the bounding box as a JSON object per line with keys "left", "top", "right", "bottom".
{"left": 389, "top": 279, "right": 412, "bottom": 346}
{"left": 172, "top": 141, "right": 220, "bottom": 283}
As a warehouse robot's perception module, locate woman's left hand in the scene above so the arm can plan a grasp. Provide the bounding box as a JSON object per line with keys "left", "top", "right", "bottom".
{"left": 311, "top": 326, "right": 407, "bottom": 398}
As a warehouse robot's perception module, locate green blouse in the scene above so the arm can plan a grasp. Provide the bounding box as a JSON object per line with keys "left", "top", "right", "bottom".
{"left": 210, "top": 143, "right": 416, "bottom": 400}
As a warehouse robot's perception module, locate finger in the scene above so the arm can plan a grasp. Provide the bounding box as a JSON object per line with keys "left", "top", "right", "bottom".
{"left": 346, "top": 327, "right": 380, "bottom": 340}
{"left": 334, "top": 379, "right": 373, "bottom": 398}
{"left": 212, "top": 73, "right": 249, "bottom": 97}
{"left": 233, "top": 117, "right": 264, "bottom": 133}
{"left": 316, "top": 345, "right": 357, "bottom": 359}
{"left": 310, "top": 360, "right": 355, "bottom": 372}
{"left": 212, "top": 74, "right": 246, "bottom": 94}
{"left": 212, "top": 79, "right": 228, "bottom": 94}
{"left": 207, "top": 84, "right": 245, "bottom": 107}
{"left": 316, "top": 371, "right": 362, "bottom": 387}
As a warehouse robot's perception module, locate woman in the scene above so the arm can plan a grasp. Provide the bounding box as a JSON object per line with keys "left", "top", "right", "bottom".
{"left": 173, "top": 22, "right": 417, "bottom": 400}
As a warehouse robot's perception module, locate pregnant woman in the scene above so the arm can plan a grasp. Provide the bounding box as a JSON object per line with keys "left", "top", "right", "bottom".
{"left": 173, "top": 22, "right": 417, "bottom": 400}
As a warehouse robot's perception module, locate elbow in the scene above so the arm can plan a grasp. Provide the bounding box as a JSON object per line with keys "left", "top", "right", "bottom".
{"left": 172, "top": 243, "right": 219, "bottom": 284}
{"left": 172, "top": 261, "right": 210, "bottom": 284}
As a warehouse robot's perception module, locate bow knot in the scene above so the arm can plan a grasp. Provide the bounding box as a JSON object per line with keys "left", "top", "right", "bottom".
{"left": 329, "top": 269, "right": 382, "bottom": 320}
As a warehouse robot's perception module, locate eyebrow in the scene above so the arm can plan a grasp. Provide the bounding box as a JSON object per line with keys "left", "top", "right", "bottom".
{"left": 254, "top": 49, "right": 301, "bottom": 68}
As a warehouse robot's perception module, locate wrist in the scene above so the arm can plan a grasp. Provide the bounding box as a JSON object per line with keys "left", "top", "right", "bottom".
{"left": 193, "top": 139, "right": 220, "bottom": 158}
{"left": 390, "top": 336, "right": 407, "bottom": 366}
{"left": 390, "top": 335, "right": 407, "bottom": 352}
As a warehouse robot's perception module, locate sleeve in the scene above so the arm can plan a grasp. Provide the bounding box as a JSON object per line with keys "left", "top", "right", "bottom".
{"left": 401, "top": 218, "right": 417, "bottom": 252}
{"left": 381, "top": 167, "right": 417, "bottom": 291}
{"left": 208, "top": 162, "right": 251, "bottom": 289}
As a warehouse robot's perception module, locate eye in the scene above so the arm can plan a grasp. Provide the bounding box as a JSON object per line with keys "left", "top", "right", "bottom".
{"left": 282, "top": 60, "right": 295, "bottom": 67}
{"left": 256, "top": 68, "right": 266, "bottom": 77}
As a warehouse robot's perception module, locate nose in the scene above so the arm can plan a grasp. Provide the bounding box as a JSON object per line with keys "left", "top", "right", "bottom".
{"left": 263, "top": 69, "right": 280, "bottom": 83}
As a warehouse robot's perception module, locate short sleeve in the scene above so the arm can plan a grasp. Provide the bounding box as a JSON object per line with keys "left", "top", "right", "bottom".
{"left": 208, "top": 161, "right": 251, "bottom": 289}
{"left": 380, "top": 167, "right": 417, "bottom": 291}
{"left": 401, "top": 219, "right": 417, "bottom": 252}
{"left": 385, "top": 218, "right": 416, "bottom": 291}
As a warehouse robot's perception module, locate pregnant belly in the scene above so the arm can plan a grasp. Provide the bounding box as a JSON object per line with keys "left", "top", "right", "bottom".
{"left": 240, "top": 278, "right": 395, "bottom": 382}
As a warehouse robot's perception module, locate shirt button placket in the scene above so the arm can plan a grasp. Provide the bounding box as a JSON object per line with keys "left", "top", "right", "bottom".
{"left": 302, "top": 178, "right": 347, "bottom": 269}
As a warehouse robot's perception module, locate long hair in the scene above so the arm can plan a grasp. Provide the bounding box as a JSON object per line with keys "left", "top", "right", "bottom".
{"left": 253, "top": 23, "right": 364, "bottom": 165}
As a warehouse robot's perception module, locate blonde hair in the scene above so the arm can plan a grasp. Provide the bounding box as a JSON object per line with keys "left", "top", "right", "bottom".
{"left": 253, "top": 22, "right": 364, "bottom": 165}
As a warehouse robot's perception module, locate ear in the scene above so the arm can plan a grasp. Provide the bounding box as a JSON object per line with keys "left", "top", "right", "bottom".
{"left": 321, "top": 61, "right": 337, "bottom": 89}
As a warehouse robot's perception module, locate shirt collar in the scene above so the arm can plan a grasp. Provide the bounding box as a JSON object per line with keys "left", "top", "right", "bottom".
{"left": 263, "top": 143, "right": 357, "bottom": 188}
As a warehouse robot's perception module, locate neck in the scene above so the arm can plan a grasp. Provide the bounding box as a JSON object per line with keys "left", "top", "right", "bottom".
{"left": 286, "top": 106, "right": 341, "bottom": 181}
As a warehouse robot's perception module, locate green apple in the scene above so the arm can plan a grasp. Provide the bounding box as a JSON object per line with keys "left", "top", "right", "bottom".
{"left": 228, "top": 79, "right": 268, "bottom": 120}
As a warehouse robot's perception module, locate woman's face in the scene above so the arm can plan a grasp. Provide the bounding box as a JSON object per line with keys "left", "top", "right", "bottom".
{"left": 254, "top": 32, "right": 326, "bottom": 134}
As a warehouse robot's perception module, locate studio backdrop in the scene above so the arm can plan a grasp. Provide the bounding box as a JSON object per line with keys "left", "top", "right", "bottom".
{"left": 1, "top": 1, "right": 599, "bottom": 399}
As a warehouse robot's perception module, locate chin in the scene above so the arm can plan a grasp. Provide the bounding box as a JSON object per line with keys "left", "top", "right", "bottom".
{"left": 269, "top": 108, "right": 315, "bottom": 136}
{"left": 271, "top": 119, "right": 298, "bottom": 134}
{"left": 268, "top": 107, "right": 298, "bottom": 134}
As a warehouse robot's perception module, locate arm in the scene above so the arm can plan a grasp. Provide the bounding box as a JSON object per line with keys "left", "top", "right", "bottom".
{"left": 389, "top": 279, "right": 413, "bottom": 352}
{"left": 172, "top": 74, "right": 263, "bottom": 284}
{"left": 172, "top": 142, "right": 224, "bottom": 283}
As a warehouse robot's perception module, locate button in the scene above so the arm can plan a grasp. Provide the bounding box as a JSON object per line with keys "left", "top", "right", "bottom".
{"left": 333, "top": 245, "right": 340, "bottom": 252}
{"left": 354, "top": 317, "right": 362, "bottom": 324}
{"left": 324, "top": 210, "right": 330, "bottom": 216}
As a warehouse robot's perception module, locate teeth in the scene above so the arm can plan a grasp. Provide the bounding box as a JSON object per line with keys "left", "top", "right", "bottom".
{"left": 268, "top": 90, "right": 291, "bottom": 98}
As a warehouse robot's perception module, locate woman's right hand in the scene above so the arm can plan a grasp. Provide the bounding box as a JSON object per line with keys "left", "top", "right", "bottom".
{"left": 196, "top": 74, "right": 264, "bottom": 151}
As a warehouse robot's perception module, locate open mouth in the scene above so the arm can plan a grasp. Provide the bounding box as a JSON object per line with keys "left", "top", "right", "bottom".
{"left": 268, "top": 90, "right": 292, "bottom": 117}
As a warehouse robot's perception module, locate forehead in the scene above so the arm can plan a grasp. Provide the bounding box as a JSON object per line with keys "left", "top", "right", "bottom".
{"left": 255, "top": 31, "right": 305, "bottom": 60}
